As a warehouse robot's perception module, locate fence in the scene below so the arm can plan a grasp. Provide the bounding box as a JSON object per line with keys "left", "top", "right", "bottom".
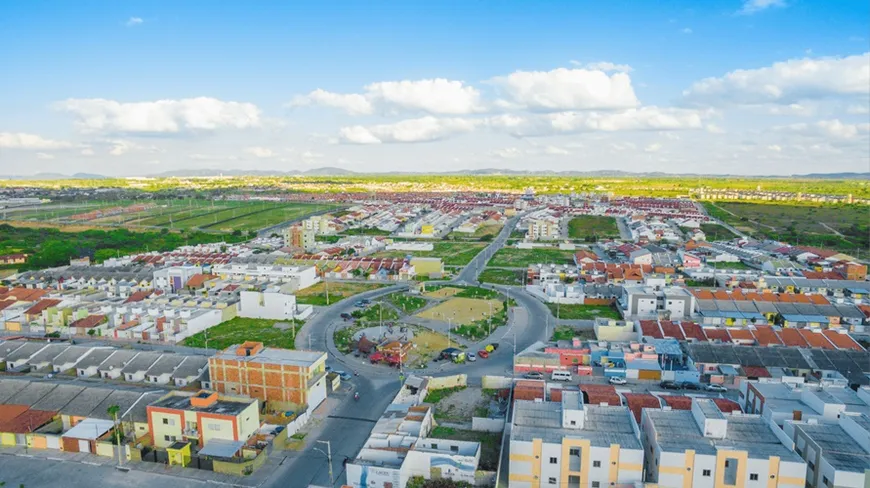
{"left": 427, "top": 374, "right": 467, "bottom": 390}
{"left": 471, "top": 417, "right": 505, "bottom": 432}
{"left": 481, "top": 375, "right": 512, "bottom": 389}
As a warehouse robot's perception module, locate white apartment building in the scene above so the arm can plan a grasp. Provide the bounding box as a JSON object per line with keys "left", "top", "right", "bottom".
{"left": 509, "top": 391, "right": 644, "bottom": 488}
{"left": 211, "top": 263, "right": 319, "bottom": 291}
{"left": 742, "top": 382, "right": 870, "bottom": 427}
{"left": 152, "top": 265, "right": 203, "bottom": 293}
{"left": 302, "top": 215, "right": 337, "bottom": 235}
{"left": 620, "top": 285, "right": 695, "bottom": 320}
{"left": 641, "top": 399, "right": 806, "bottom": 488}
{"left": 526, "top": 218, "right": 561, "bottom": 241}
{"left": 238, "top": 289, "right": 313, "bottom": 320}
{"left": 783, "top": 414, "right": 870, "bottom": 488}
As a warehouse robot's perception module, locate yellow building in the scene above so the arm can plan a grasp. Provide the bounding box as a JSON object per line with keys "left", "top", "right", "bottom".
{"left": 410, "top": 257, "right": 444, "bottom": 277}
{"left": 147, "top": 390, "right": 259, "bottom": 449}
{"left": 167, "top": 441, "right": 192, "bottom": 466}
{"left": 509, "top": 392, "right": 644, "bottom": 488}
{"left": 420, "top": 224, "right": 435, "bottom": 236}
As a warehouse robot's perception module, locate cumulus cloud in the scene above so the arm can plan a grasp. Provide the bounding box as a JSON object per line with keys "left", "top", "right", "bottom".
{"left": 0, "top": 132, "right": 75, "bottom": 150}
{"left": 500, "top": 107, "right": 705, "bottom": 137}
{"left": 569, "top": 61, "right": 633, "bottom": 73}
{"left": 36, "top": 152, "right": 55, "bottom": 160}
{"left": 125, "top": 17, "right": 143, "bottom": 26}
{"left": 683, "top": 53, "right": 870, "bottom": 107}
{"left": 340, "top": 116, "right": 481, "bottom": 144}
{"left": 106, "top": 139, "right": 159, "bottom": 156}
{"left": 738, "top": 0, "right": 786, "bottom": 15}
{"left": 681, "top": 28, "right": 693, "bottom": 34}
{"left": 490, "top": 67, "right": 639, "bottom": 111}
{"left": 245, "top": 146, "right": 275, "bottom": 158}
{"left": 54, "top": 97, "right": 262, "bottom": 134}
{"left": 645, "top": 143, "right": 662, "bottom": 153}
{"left": 777, "top": 119, "right": 870, "bottom": 140}
{"left": 291, "top": 79, "right": 483, "bottom": 115}
{"left": 80, "top": 148, "right": 95, "bottom": 156}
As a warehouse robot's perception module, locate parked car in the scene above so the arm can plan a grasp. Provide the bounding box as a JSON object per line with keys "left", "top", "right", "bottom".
{"left": 339, "top": 371, "right": 353, "bottom": 381}
{"left": 360, "top": 299, "right": 371, "bottom": 305}
{"left": 467, "top": 352, "right": 477, "bottom": 362}
{"left": 704, "top": 384, "right": 728, "bottom": 392}
{"left": 353, "top": 301, "right": 365, "bottom": 307}
{"left": 340, "top": 312, "right": 352, "bottom": 320}
{"left": 477, "top": 350, "right": 489, "bottom": 359}
{"left": 369, "top": 352, "right": 385, "bottom": 364}
{"left": 608, "top": 376, "right": 627, "bottom": 385}
{"left": 439, "top": 347, "right": 461, "bottom": 360}
{"left": 660, "top": 381, "right": 681, "bottom": 390}
{"left": 523, "top": 371, "right": 544, "bottom": 380}
{"left": 681, "top": 382, "right": 701, "bottom": 390}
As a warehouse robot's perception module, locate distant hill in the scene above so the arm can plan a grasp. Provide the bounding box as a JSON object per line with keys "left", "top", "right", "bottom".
{"left": 792, "top": 172, "right": 870, "bottom": 180}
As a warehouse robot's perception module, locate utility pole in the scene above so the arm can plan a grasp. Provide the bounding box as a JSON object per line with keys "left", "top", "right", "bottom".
{"left": 315, "top": 440, "right": 334, "bottom": 487}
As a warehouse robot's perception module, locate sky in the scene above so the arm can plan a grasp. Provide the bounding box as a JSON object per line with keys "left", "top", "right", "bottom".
{"left": 0, "top": 0, "right": 868, "bottom": 176}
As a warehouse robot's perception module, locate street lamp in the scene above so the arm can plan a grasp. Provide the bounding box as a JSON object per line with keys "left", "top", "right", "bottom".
{"left": 313, "top": 440, "right": 334, "bottom": 487}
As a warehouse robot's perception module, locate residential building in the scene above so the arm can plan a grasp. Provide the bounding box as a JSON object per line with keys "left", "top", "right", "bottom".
{"left": 283, "top": 224, "right": 316, "bottom": 252}
{"left": 783, "top": 414, "right": 870, "bottom": 488}
{"left": 527, "top": 218, "right": 561, "bottom": 240}
{"left": 208, "top": 342, "right": 328, "bottom": 409}
{"left": 509, "top": 391, "right": 644, "bottom": 488}
{"left": 153, "top": 265, "right": 203, "bottom": 293}
{"left": 641, "top": 399, "right": 806, "bottom": 488}
{"left": 147, "top": 390, "right": 259, "bottom": 448}
{"left": 238, "top": 289, "right": 312, "bottom": 320}
{"left": 620, "top": 285, "right": 695, "bottom": 320}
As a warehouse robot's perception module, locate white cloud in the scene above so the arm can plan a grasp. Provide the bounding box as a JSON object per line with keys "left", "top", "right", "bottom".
{"left": 846, "top": 103, "right": 870, "bottom": 114}
{"left": 767, "top": 144, "right": 782, "bottom": 152}
{"left": 500, "top": 107, "right": 705, "bottom": 137}
{"left": 681, "top": 28, "right": 693, "bottom": 34}
{"left": 245, "top": 146, "right": 275, "bottom": 158}
{"left": 106, "top": 139, "right": 158, "bottom": 156}
{"left": 80, "top": 148, "right": 95, "bottom": 156}
{"left": 705, "top": 123, "right": 726, "bottom": 134}
{"left": 645, "top": 143, "right": 662, "bottom": 153}
{"left": 0, "top": 132, "right": 75, "bottom": 150}
{"left": 738, "top": 0, "right": 786, "bottom": 15}
{"left": 777, "top": 119, "right": 870, "bottom": 140}
{"left": 683, "top": 53, "right": 870, "bottom": 107}
{"left": 569, "top": 61, "right": 633, "bottom": 73}
{"left": 188, "top": 153, "right": 239, "bottom": 161}
{"left": 289, "top": 89, "right": 373, "bottom": 115}
{"left": 54, "top": 97, "right": 262, "bottom": 134}
{"left": 490, "top": 67, "right": 639, "bottom": 111}
{"left": 291, "top": 79, "right": 482, "bottom": 115}
{"left": 339, "top": 116, "right": 480, "bottom": 144}
{"left": 125, "top": 17, "right": 143, "bottom": 27}
{"left": 543, "top": 145, "right": 570, "bottom": 155}
{"left": 490, "top": 147, "right": 523, "bottom": 159}
{"left": 36, "top": 152, "right": 55, "bottom": 160}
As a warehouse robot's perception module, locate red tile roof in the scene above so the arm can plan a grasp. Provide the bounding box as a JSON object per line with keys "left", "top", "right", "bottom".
{"left": 713, "top": 399, "right": 742, "bottom": 413}
{"left": 751, "top": 326, "right": 783, "bottom": 346}
{"left": 822, "top": 330, "right": 865, "bottom": 351}
{"left": 185, "top": 274, "right": 218, "bottom": 288}
{"left": 579, "top": 385, "right": 621, "bottom": 406}
{"left": 24, "top": 299, "right": 62, "bottom": 316}
{"left": 680, "top": 322, "right": 707, "bottom": 342}
{"left": 728, "top": 329, "right": 756, "bottom": 344}
{"left": 779, "top": 328, "right": 809, "bottom": 347}
{"left": 742, "top": 366, "right": 770, "bottom": 378}
{"left": 124, "top": 290, "right": 153, "bottom": 304}
{"left": 70, "top": 314, "right": 106, "bottom": 330}
{"left": 661, "top": 395, "right": 693, "bottom": 410}
{"left": 623, "top": 393, "right": 661, "bottom": 423}
{"left": 703, "top": 328, "right": 731, "bottom": 342}
{"left": 798, "top": 329, "right": 835, "bottom": 349}
{"left": 639, "top": 320, "right": 663, "bottom": 339}
{"left": 0, "top": 407, "right": 57, "bottom": 433}
{"left": 660, "top": 321, "right": 686, "bottom": 340}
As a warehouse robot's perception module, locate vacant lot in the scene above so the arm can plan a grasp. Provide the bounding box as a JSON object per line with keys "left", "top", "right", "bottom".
{"left": 295, "top": 281, "right": 386, "bottom": 306}
{"left": 552, "top": 326, "right": 596, "bottom": 341}
{"left": 430, "top": 426, "right": 502, "bottom": 470}
{"left": 479, "top": 268, "right": 524, "bottom": 285}
{"left": 203, "top": 203, "right": 329, "bottom": 232}
{"left": 416, "top": 297, "right": 503, "bottom": 325}
{"left": 699, "top": 223, "right": 738, "bottom": 241}
{"left": 406, "top": 327, "right": 451, "bottom": 365}
{"left": 547, "top": 303, "right": 620, "bottom": 320}
{"left": 183, "top": 317, "right": 301, "bottom": 350}
{"left": 489, "top": 247, "right": 576, "bottom": 268}
{"left": 704, "top": 202, "right": 869, "bottom": 251}
{"left": 567, "top": 215, "right": 619, "bottom": 239}
{"left": 372, "top": 241, "right": 485, "bottom": 266}
{"left": 709, "top": 261, "right": 750, "bottom": 270}
{"left": 423, "top": 286, "right": 462, "bottom": 299}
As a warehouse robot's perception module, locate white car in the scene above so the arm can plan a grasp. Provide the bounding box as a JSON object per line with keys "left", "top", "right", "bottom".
{"left": 467, "top": 352, "right": 476, "bottom": 362}
{"left": 608, "top": 377, "right": 627, "bottom": 385}
{"left": 704, "top": 384, "right": 727, "bottom": 392}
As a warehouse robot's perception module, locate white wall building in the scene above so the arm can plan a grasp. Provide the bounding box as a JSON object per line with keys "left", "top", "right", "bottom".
{"left": 238, "top": 289, "right": 312, "bottom": 320}
{"left": 783, "top": 413, "right": 870, "bottom": 488}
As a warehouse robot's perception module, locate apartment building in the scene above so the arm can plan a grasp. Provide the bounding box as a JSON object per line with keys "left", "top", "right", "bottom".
{"left": 509, "top": 391, "right": 644, "bottom": 488}
{"left": 238, "top": 289, "right": 312, "bottom": 320}
{"left": 783, "top": 414, "right": 870, "bottom": 488}
{"left": 620, "top": 285, "right": 695, "bottom": 320}
{"left": 208, "top": 342, "right": 327, "bottom": 409}
{"left": 641, "top": 399, "right": 806, "bottom": 488}
{"left": 147, "top": 390, "right": 259, "bottom": 449}
{"left": 526, "top": 218, "right": 561, "bottom": 241}
{"left": 283, "top": 224, "right": 316, "bottom": 251}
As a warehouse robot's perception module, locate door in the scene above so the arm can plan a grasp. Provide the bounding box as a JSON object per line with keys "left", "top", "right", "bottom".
{"left": 78, "top": 439, "right": 90, "bottom": 453}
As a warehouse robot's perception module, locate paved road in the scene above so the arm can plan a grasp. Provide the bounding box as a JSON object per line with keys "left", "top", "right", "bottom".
{"left": 456, "top": 214, "right": 519, "bottom": 284}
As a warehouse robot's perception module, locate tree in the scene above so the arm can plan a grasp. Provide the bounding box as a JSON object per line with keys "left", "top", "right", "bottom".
{"left": 107, "top": 404, "right": 122, "bottom": 445}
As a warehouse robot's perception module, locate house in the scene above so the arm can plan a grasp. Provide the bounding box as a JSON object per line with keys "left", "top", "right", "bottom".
{"left": 74, "top": 348, "right": 116, "bottom": 378}
{"left": 23, "top": 344, "right": 68, "bottom": 371}
{"left": 573, "top": 250, "right": 599, "bottom": 265}
{"left": 120, "top": 352, "right": 162, "bottom": 382}
{"left": 629, "top": 248, "right": 653, "bottom": 265}
{"left": 208, "top": 342, "right": 328, "bottom": 409}
{"left": 238, "top": 289, "right": 302, "bottom": 320}
{"left": 171, "top": 356, "right": 209, "bottom": 387}
{"left": 145, "top": 354, "right": 187, "bottom": 385}
{"left": 146, "top": 390, "right": 259, "bottom": 449}
{"left": 3, "top": 342, "right": 49, "bottom": 370}
{"left": 0, "top": 254, "right": 27, "bottom": 265}
{"left": 69, "top": 314, "right": 107, "bottom": 336}
{"left": 783, "top": 414, "right": 870, "bottom": 488}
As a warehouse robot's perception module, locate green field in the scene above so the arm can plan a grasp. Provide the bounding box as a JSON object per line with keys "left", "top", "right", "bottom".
{"left": 371, "top": 241, "right": 486, "bottom": 266}
{"left": 547, "top": 303, "right": 620, "bottom": 320}
{"left": 478, "top": 268, "right": 524, "bottom": 285}
{"left": 708, "top": 261, "right": 750, "bottom": 270}
{"left": 567, "top": 216, "right": 619, "bottom": 240}
{"left": 698, "top": 223, "right": 738, "bottom": 241}
{"left": 354, "top": 303, "right": 400, "bottom": 322}
{"left": 704, "top": 202, "right": 869, "bottom": 251}
{"left": 183, "top": 317, "right": 302, "bottom": 350}
{"left": 295, "top": 281, "right": 386, "bottom": 306}
{"left": 387, "top": 293, "right": 428, "bottom": 314}
{"left": 489, "top": 247, "right": 576, "bottom": 268}
{"left": 203, "top": 204, "right": 326, "bottom": 232}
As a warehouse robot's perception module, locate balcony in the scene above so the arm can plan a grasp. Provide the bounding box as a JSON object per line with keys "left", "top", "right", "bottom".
{"left": 183, "top": 429, "right": 199, "bottom": 438}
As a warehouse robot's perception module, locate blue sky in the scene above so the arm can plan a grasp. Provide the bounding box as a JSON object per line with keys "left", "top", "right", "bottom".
{"left": 1, "top": 0, "right": 868, "bottom": 175}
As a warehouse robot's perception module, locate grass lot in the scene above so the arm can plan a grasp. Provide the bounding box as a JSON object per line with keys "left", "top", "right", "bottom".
{"left": 447, "top": 224, "right": 502, "bottom": 241}
{"left": 371, "top": 241, "right": 485, "bottom": 266}
{"left": 454, "top": 286, "right": 501, "bottom": 300}
{"left": 429, "top": 427, "right": 502, "bottom": 470}
{"left": 416, "top": 297, "right": 503, "bottom": 326}
{"left": 708, "top": 261, "right": 750, "bottom": 270}
{"left": 203, "top": 203, "right": 328, "bottom": 232}
{"left": 183, "top": 317, "right": 302, "bottom": 350}
{"left": 387, "top": 293, "right": 428, "bottom": 314}
{"left": 453, "top": 306, "right": 508, "bottom": 340}
{"left": 698, "top": 223, "right": 738, "bottom": 241}
{"left": 343, "top": 227, "right": 393, "bottom": 236}
{"left": 333, "top": 322, "right": 368, "bottom": 354}
{"left": 354, "top": 303, "right": 400, "bottom": 322}
{"left": 510, "top": 229, "right": 526, "bottom": 239}
{"left": 552, "top": 326, "right": 596, "bottom": 341}
{"left": 567, "top": 215, "right": 619, "bottom": 239}
{"left": 478, "top": 268, "right": 524, "bottom": 285}
{"left": 424, "top": 386, "right": 466, "bottom": 404}
{"left": 489, "top": 247, "right": 576, "bottom": 268}
{"left": 703, "top": 201, "right": 869, "bottom": 251}
{"left": 547, "top": 303, "right": 620, "bottom": 320}
{"left": 423, "top": 286, "right": 462, "bottom": 299}
{"left": 295, "top": 281, "right": 386, "bottom": 306}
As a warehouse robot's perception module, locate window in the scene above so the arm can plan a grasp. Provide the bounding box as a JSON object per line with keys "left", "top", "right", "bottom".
{"left": 162, "top": 418, "right": 174, "bottom": 426}
{"left": 592, "top": 482, "right": 600, "bottom": 488}
{"left": 431, "top": 444, "right": 437, "bottom": 450}
{"left": 164, "top": 435, "right": 175, "bottom": 442}
{"left": 593, "top": 461, "right": 601, "bottom": 468}
{"left": 208, "top": 424, "right": 221, "bottom": 431}
{"left": 750, "top": 474, "right": 758, "bottom": 481}
{"left": 822, "top": 476, "right": 829, "bottom": 486}
{"left": 702, "top": 469, "right": 711, "bottom": 477}
{"left": 549, "top": 457, "right": 557, "bottom": 464}
{"left": 569, "top": 448, "right": 580, "bottom": 456}
{"left": 570, "top": 420, "right": 576, "bottom": 426}
{"left": 450, "top": 445, "right": 458, "bottom": 453}
{"left": 548, "top": 478, "right": 556, "bottom": 485}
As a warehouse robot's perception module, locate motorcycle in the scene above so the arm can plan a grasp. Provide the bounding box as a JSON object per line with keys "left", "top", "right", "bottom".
{"left": 354, "top": 391, "right": 360, "bottom": 401}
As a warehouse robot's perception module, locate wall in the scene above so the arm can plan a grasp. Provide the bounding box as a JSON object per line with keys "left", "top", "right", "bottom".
{"left": 212, "top": 448, "right": 267, "bottom": 475}
{"left": 427, "top": 374, "right": 467, "bottom": 390}
{"left": 472, "top": 417, "right": 505, "bottom": 432}
{"left": 481, "top": 375, "right": 512, "bottom": 389}
{"left": 239, "top": 291, "right": 297, "bottom": 320}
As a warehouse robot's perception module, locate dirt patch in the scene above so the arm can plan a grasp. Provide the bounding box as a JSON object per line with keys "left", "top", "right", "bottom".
{"left": 433, "top": 386, "right": 488, "bottom": 421}
{"left": 415, "top": 297, "right": 502, "bottom": 325}
{"left": 406, "top": 327, "right": 450, "bottom": 365}
{"left": 423, "top": 287, "right": 462, "bottom": 299}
